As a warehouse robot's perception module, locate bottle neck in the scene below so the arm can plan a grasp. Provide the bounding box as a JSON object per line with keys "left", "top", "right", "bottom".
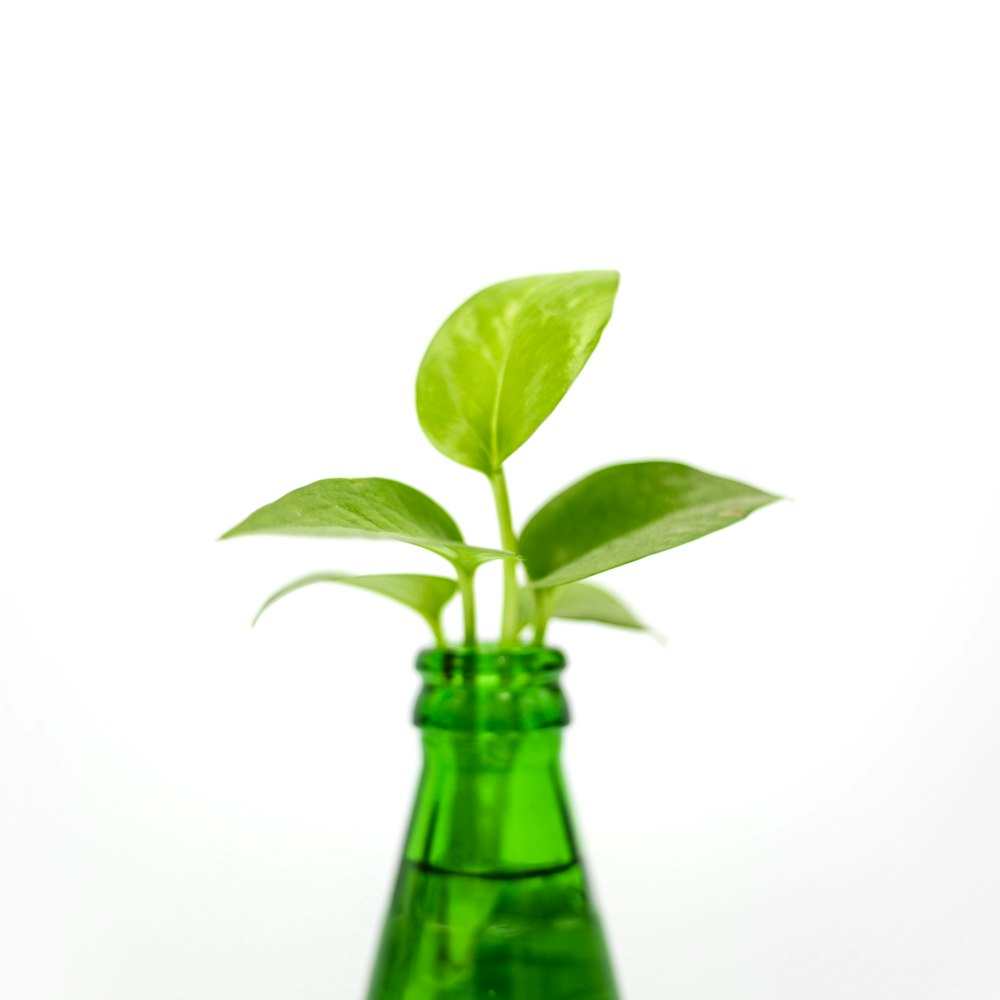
{"left": 405, "top": 647, "right": 577, "bottom": 875}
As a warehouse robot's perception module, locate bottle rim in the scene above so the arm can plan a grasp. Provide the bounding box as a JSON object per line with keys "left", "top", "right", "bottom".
{"left": 417, "top": 644, "right": 566, "bottom": 677}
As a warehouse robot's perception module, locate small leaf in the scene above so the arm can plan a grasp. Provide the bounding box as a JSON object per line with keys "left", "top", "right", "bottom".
{"left": 519, "top": 582, "right": 654, "bottom": 633}
{"left": 521, "top": 462, "right": 779, "bottom": 588}
{"left": 416, "top": 271, "right": 620, "bottom": 473}
{"left": 253, "top": 572, "right": 458, "bottom": 644}
{"left": 549, "top": 582, "right": 649, "bottom": 630}
{"left": 220, "top": 477, "right": 510, "bottom": 567}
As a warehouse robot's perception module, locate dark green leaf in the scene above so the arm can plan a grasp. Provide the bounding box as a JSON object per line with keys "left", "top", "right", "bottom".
{"left": 416, "top": 271, "right": 620, "bottom": 473}
{"left": 221, "top": 477, "right": 510, "bottom": 567}
{"left": 521, "top": 462, "right": 779, "bottom": 587}
{"left": 253, "top": 572, "right": 458, "bottom": 643}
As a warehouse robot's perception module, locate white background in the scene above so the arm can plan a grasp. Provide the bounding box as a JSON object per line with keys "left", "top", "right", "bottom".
{"left": 2, "top": 2, "right": 999, "bottom": 997}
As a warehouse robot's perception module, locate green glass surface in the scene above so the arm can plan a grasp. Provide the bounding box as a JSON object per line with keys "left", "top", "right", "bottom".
{"left": 367, "top": 647, "right": 619, "bottom": 1000}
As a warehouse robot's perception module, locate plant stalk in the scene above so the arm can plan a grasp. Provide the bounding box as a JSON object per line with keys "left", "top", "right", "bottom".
{"left": 428, "top": 615, "right": 446, "bottom": 649}
{"left": 532, "top": 587, "right": 553, "bottom": 646}
{"left": 456, "top": 565, "right": 477, "bottom": 646}
{"left": 489, "top": 468, "right": 521, "bottom": 645}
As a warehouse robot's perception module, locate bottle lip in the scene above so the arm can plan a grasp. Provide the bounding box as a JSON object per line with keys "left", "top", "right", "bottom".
{"left": 417, "top": 644, "right": 566, "bottom": 677}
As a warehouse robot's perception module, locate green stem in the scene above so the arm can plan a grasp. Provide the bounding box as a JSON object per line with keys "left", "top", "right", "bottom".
{"left": 456, "top": 565, "right": 477, "bottom": 647}
{"left": 489, "top": 468, "right": 520, "bottom": 645}
{"left": 428, "top": 615, "right": 446, "bottom": 649}
{"left": 532, "top": 587, "right": 553, "bottom": 646}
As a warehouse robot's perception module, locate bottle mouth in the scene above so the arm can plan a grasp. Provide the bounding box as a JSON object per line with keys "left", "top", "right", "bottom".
{"left": 417, "top": 644, "right": 566, "bottom": 680}
{"left": 415, "top": 645, "right": 570, "bottom": 731}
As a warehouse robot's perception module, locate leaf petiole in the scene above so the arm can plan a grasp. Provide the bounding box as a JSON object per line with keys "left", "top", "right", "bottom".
{"left": 456, "top": 563, "right": 477, "bottom": 647}
{"left": 429, "top": 616, "right": 446, "bottom": 649}
{"left": 531, "top": 587, "right": 554, "bottom": 646}
{"left": 490, "top": 467, "right": 521, "bottom": 645}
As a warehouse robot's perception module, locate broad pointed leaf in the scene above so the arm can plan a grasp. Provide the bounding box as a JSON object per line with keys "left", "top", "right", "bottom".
{"left": 416, "top": 271, "right": 620, "bottom": 473}
{"left": 221, "top": 477, "right": 510, "bottom": 567}
{"left": 253, "top": 572, "right": 458, "bottom": 643}
{"left": 521, "top": 462, "right": 779, "bottom": 588}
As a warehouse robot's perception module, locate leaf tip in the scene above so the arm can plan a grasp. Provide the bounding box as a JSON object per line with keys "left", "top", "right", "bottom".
{"left": 647, "top": 628, "right": 669, "bottom": 647}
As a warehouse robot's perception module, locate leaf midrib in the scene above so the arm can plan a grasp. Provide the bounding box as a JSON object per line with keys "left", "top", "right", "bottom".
{"left": 487, "top": 300, "right": 525, "bottom": 470}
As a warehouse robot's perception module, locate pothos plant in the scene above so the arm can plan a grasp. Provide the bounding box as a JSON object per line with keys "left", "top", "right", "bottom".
{"left": 222, "top": 272, "right": 778, "bottom": 647}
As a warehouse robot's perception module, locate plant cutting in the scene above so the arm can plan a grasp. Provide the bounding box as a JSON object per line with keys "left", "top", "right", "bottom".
{"left": 222, "top": 271, "right": 779, "bottom": 999}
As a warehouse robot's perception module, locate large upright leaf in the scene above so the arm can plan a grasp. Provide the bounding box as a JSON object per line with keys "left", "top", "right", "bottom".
{"left": 221, "top": 477, "right": 509, "bottom": 567}
{"left": 253, "top": 572, "right": 458, "bottom": 644}
{"left": 520, "top": 462, "right": 779, "bottom": 587}
{"left": 416, "top": 271, "right": 620, "bottom": 473}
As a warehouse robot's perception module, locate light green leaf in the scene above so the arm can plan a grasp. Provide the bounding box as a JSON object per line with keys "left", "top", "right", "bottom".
{"left": 521, "top": 462, "right": 780, "bottom": 588}
{"left": 416, "top": 271, "right": 620, "bottom": 473}
{"left": 519, "top": 582, "right": 651, "bottom": 631}
{"left": 551, "top": 582, "right": 649, "bottom": 630}
{"left": 253, "top": 572, "right": 458, "bottom": 644}
{"left": 220, "top": 477, "right": 510, "bottom": 568}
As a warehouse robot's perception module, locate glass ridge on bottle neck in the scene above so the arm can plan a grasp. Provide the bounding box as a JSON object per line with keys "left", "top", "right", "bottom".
{"left": 414, "top": 645, "right": 570, "bottom": 733}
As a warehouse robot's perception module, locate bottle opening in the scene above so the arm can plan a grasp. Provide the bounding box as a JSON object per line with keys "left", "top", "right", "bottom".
{"left": 417, "top": 644, "right": 566, "bottom": 680}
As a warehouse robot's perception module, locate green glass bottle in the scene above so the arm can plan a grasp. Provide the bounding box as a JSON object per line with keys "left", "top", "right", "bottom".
{"left": 367, "top": 646, "right": 619, "bottom": 1000}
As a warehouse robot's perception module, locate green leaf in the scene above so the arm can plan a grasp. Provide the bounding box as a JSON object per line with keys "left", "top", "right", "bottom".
{"left": 519, "top": 582, "right": 650, "bottom": 631}
{"left": 253, "top": 572, "right": 458, "bottom": 644}
{"left": 550, "top": 582, "right": 649, "bottom": 630}
{"left": 520, "top": 461, "right": 780, "bottom": 588}
{"left": 416, "top": 271, "right": 620, "bottom": 473}
{"left": 220, "top": 477, "right": 510, "bottom": 568}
